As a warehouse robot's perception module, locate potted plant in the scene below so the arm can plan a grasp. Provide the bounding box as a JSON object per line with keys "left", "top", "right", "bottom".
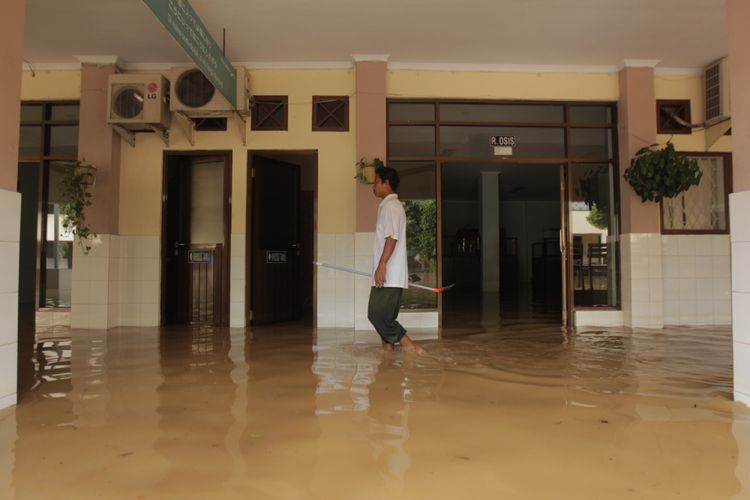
{"left": 59, "top": 158, "right": 97, "bottom": 255}
{"left": 624, "top": 141, "right": 702, "bottom": 203}
{"left": 354, "top": 157, "right": 384, "bottom": 184}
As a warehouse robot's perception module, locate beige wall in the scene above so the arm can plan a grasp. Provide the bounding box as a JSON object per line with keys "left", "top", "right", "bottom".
{"left": 388, "top": 70, "right": 619, "bottom": 100}
{"left": 21, "top": 67, "right": 737, "bottom": 237}
{"left": 21, "top": 70, "right": 81, "bottom": 101}
{"left": 120, "top": 68, "right": 356, "bottom": 236}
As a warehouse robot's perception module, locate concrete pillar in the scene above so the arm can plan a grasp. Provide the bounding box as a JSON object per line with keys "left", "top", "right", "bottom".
{"left": 480, "top": 171, "right": 500, "bottom": 292}
{"left": 354, "top": 58, "right": 387, "bottom": 233}
{"left": 353, "top": 57, "right": 388, "bottom": 330}
{"left": 70, "top": 60, "right": 122, "bottom": 330}
{"left": 617, "top": 63, "right": 663, "bottom": 328}
{"left": 0, "top": 0, "right": 25, "bottom": 409}
{"left": 727, "top": 0, "right": 750, "bottom": 407}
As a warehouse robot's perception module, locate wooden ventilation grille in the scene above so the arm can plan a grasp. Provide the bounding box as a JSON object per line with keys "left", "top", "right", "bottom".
{"left": 656, "top": 100, "right": 691, "bottom": 135}
{"left": 313, "top": 96, "right": 349, "bottom": 131}
{"left": 251, "top": 96, "right": 288, "bottom": 131}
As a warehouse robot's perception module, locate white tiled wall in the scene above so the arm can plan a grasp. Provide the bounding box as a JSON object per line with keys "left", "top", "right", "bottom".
{"left": 72, "top": 235, "right": 160, "bottom": 329}
{"left": 71, "top": 234, "right": 113, "bottom": 329}
{"left": 317, "top": 233, "right": 355, "bottom": 328}
{"left": 118, "top": 236, "right": 160, "bottom": 327}
{"left": 354, "top": 232, "right": 374, "bottom": 330}
{"left": 0, "top": 189, "right": 20, "bottom": 409}
{"left": 621, "top": 233, "right": 663, "bottom": 328}
{"left": 230, "top": 234, "right": 245, "bottom": 327}
{"left": 731, "top": 191, "right": 750, "bottom": 407}
{"left": 575, "top": 310, "right": 624, "bottom": 329}
{"left": 662, "top": 234, "right": 731, "bottom": 326}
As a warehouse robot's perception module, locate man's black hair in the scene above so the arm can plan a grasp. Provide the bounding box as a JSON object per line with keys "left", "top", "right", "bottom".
{"left": 375, "top": 166, "right": 400, "bottom": 192}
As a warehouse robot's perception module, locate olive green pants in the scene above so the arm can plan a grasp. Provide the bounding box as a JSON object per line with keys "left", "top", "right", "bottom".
{"left": 367, "top": 287, "right": 406, "bottom": 344}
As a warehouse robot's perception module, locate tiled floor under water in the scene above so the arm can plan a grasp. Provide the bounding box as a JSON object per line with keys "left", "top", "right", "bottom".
{"left": 2, "top": 322, "right": 750, "bottom": 499}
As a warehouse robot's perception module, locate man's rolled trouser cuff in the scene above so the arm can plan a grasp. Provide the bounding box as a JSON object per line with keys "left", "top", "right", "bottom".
{"left": 367, "top": 287, "right": 406, "bottom": 344}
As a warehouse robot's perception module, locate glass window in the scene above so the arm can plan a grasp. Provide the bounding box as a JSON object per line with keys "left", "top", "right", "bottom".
{"left": 19, "top": 126, "right": 42, "bottom": 158}
{"left": 50, "top": 104, "right": 80, "bottom": 121}
{"left": 43, "top": 162, "right": 74, "bottom": 308}
{"left": 569, "top": 128, "right": 613, "bottom": 160}
{"left": 388, "top": 103, "right": 435, "bottom": 122}
{"left": 439, "top": 126, "right": 565, "bottom": 158}
{"left": 570, "top": 163, "right": 618, "bottom": 308}
{"left": 18, "top": 101, "right": 80, "bottom": 310}
{"left": 21, "top": 104, "right": 43, "bottom": 122}
{"left": 49, "top": 125, "right": 79, "bottom": 157}
{"left": 662, "top": 156, "right": 728, "bottom": 232}
{"left": 568, "top": 106, "right": 613, "bottom": 125}
{"left": 390, "top": 161, "right": 437, "bottom": 310}
{"left": 388, "top": 126, "right": 435, "bottom": 157}
{"left": 440, "top": 103, "right": 564, "bottom": 123}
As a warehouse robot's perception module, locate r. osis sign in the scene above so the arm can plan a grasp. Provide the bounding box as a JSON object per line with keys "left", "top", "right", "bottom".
{"left": 490, "top": 136, "right": 516, "bottom": 147}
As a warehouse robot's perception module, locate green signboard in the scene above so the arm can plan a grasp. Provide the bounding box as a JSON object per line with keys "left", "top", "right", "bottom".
{"left": 143, "top": 0, "right": 237, "bottom": 108}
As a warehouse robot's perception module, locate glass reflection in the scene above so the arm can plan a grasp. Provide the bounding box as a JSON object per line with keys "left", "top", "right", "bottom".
{"left": 570, "top": 164, "right": 618, "bottom": 307}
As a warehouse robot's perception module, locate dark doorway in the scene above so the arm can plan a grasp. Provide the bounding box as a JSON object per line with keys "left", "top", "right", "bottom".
{"left": 161, "top": 152, "right": 231, "bottom": 326}
{"left": 441, "top": 163, "right": 563, "bottom": 327}
{"left": 248, "top": 152, "right": 316, "bottom": 325}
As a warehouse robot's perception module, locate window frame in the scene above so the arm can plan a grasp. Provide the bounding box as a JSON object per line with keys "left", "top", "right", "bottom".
{"left": 659, "top": 151, "right": 732, "bottom": 235}
{"left": 387, "top": 98, "right": 622, "bottom": 314}
{"left": 19, "top": 100, "right": 80, "bottom": 310}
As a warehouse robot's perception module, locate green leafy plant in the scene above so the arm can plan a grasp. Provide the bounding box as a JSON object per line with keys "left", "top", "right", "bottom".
{"left": 586, "top": 203, "right": 609, "bottom": 230}
{"left": 354, "top": 157, "right": 385, "bottom": 183}
{"left": 624, "top": 142, "right": 702, "bottom": 203}
{"left": 59, "top": 159, "right": 97, "bottom": 255}
{"left": 403, "top": 200, "right": 437, "bottom": 269}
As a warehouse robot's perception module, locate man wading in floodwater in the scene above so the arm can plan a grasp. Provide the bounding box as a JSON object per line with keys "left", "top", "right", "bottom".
{"left": 368, "top": 167, "right": 424, "bottom": 354}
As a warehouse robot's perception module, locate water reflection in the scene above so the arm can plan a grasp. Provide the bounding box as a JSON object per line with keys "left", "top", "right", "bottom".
{"left": 153, "top": 326, "right": 237, "bottom": 497}
{"left": 2, "top": 324, "right": 749, "bottom": 499}
{"left": 238, "top": 325, "right": 318, "bottom": 498}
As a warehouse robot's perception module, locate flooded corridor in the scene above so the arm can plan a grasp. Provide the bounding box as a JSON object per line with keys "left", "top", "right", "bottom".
{"left": 1, "top": 324, "right": 750, "bottom": 499}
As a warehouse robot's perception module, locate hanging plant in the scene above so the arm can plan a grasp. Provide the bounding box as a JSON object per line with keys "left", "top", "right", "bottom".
{"left": 624, "top": 142, "right": 702, "bottom": 203}
{"left": 354, "top": 157, "right": 384, "bottom": 184}
{"left": 59, "top": 159, "right": 97, "bottom": 255}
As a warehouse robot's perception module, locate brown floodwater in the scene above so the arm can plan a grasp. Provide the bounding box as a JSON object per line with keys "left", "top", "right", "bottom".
{"left": 1, "top": 323, "right": 749, "bottom": 499}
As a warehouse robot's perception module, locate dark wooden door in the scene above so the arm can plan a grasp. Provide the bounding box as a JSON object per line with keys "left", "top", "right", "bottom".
{"left": 251, "top": 156, "right": 301, "bottom": 324}
{"left": 163, "top": 157, "right": 192, "bottom": 325}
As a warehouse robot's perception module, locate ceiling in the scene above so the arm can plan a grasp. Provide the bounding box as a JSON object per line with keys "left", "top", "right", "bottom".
{"left": 24, "top": 0, "right": 727, "bottom": 69}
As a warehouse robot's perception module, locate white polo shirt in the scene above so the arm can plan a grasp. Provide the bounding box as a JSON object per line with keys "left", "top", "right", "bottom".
{"left": 372, "top": 193, "right": 409, "bottom": 289}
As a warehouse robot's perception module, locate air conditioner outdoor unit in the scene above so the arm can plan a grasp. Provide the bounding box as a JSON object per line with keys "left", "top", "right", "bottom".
{"left": 170, "top": 65, "right": 249, "bottom": 116}
{"left": 704, "top": 58, "right": 730, "bottom": 125}
{"left": 107, "top": 73, "right": 170, "bottom": 129}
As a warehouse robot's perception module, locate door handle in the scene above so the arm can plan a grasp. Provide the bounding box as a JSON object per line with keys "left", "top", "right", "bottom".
{"left": 174, "top": 241, "right": 187, "bottom": 256}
